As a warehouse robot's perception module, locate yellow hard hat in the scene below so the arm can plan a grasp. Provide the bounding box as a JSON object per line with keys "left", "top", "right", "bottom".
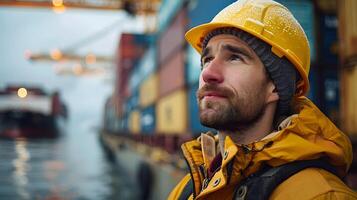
{"left": 185, "top": 0, "right": 310, "bottom": 96}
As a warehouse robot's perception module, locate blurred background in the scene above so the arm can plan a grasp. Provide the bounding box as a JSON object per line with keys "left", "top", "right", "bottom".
{"left": 0, "top": 0, "right": 356, "bottom": 199}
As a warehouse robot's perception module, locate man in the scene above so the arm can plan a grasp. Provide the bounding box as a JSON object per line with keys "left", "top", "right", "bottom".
{"left": 168, "top": 0, "right": 357, "bottom": 199}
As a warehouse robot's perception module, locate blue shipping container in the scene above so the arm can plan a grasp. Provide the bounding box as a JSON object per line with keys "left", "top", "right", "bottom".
{"left": 129, "top": 66, "right": 141, "bottom": 93}
{"left": 132, "top": 34, "right": 153, "bottom": 46}
{"left": 123, "top": 116, "right": 128, "bottom": 132}
{"left": 158, "top": 0, "right": 185, "bottom": 33}
{"left": 141, "top": 105, "right": 156, "bottom": 134}
{"left": 138, "top": 46, "right": 157, "bottom": 81}
{"left": 307, "top": 66, "right": 318, "bottom": 104}
{"left": 129, "top": 45, "right": 157, "bottom": 92}
{"left": 275, "top": 0, "right": 316, "bottom": 62}
{"left": 186, "top": 45, "right": 202, "bottom": 86}
{"left": 188, "top": 84, "right": 212, "bottom": 136}
{"left": 319, "top": 14, "right": 338, "bottom": 65}
{"left": 125, "top": 90, "right": 139, "bottom": 114}
{"left": 188, "top": 0, "right": 236, "bottom": 29}
{"left": 323, "top": 69, "right": 339, "bottom": 113}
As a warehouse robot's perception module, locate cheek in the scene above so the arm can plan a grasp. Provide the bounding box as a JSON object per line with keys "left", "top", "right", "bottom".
{"left": 227, "top": 67, "right": 264, "bottom": 88}
{"left": 225, "top": 72, "right": 246, "bottom": 91}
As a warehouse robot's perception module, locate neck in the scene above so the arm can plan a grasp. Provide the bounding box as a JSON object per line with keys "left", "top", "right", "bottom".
{"left": 218, "top": 103, "right": 276, "bottom": 154}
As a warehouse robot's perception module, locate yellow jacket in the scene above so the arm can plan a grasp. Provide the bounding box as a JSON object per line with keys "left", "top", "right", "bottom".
{"left": 168, "top": 97, "right": 357, "bottom": 200}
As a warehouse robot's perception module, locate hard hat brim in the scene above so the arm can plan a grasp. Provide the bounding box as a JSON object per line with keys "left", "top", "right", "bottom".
{"left": 185, "top": 22, "right": 309, "bottom": 96}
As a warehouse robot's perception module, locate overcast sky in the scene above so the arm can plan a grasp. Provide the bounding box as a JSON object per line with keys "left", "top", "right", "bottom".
{"left": 0, "top": 6, "right": 143, "bottom": 125}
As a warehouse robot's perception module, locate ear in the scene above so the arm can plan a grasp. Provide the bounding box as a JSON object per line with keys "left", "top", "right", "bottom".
{"left": 266, "top": 81, "right": 279, "bottom": 104}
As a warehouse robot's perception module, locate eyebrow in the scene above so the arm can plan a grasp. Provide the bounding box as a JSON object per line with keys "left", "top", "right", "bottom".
{"left": 200, "top": 44, "right": 254, "bottom": 62}
{"left": 222, "top": 44, "right": 253, "bottom": 60}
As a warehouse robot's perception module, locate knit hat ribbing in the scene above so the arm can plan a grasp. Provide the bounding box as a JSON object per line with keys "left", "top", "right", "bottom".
{"left": 202, "top": 27, "right": 298, "bottom": 115}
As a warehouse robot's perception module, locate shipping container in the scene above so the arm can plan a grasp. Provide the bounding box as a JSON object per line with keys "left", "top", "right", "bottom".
{"left": 307, "top": 67, "right": 318, "bottom": 104}
{"left": 140, "top": 73, "right": 159, "bottom": 107}
{"left": 188, "top": 84, "right": 212, "bottom": 136}
{"left": 141, "top": 105, "right": 156, "bottom": 134}
{"left": 117, "top": 34, "right": 148, "bottom": 60}
{"left": 116, "top": 34, "right": 150, "bottom": 85}
{"left": 115, "top": 33, "right": 153, "bottom": 115}
{"left": 322, "top": 69, "right": 340, "bottom": 123}
{"left": 125, "top": 90, "right": 139, "bottom": 115}
{"left": 186, "top": 45, "right": 201, "bottom": 86}
{"left": 275, "top": 0, "right": 316, "bottom": 61}
{"left": 122, "top": 114, "right": 129, "bottom": 132}
{"left": 139, "top": 46, "right": 157, "bottom": 81}
{"left": 113, "top": 117, "right": 121, "bottom": 133}
{"left": 159, "top": 50, "right": 185, "bottom": 97}
{"left": 156, "top": 89, "right": 187, "bottom": 134}
{"left": 338, "top": 0, "right": 357, "bottom": 137}
{"left": 341, "top": 68, "right": 357, "bottom": 137}
{"left": 129, "top": 110, "right": 141, "bottom": 134}
{"left": 188, "top": 0, "right": 235, "bottom": 28}
{"left": 129, "top": 46, "right": 157, "bottom": 93}
{"left": 157, "top": 0, "right": 185, "bottom": 33}
{"left": 129, "top": 67, "right": 141, "bottom": 94}
{"left": 158, "top": 8, "right": 187, "bottom": 65}
{"left": 338, "top": 0, "right": 357, "bottom": 62}
{"left": 318, "top": 14, "right": 338, "bottom": 66}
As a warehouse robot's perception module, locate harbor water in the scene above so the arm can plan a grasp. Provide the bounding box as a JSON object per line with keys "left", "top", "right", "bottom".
{"left": 0, "top": 116, "right": 137, "bottom": 200}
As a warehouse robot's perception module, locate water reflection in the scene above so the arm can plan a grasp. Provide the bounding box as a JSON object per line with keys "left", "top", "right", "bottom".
{"left": 13, "top": 139, "right": 30, "bottom": 199}
{"left": 0, "top": 124, "right": 135, "bottom": 199}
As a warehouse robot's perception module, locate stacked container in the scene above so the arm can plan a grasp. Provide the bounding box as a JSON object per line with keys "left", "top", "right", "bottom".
{"left": 156, "top": 8, "right": 188, "bottom": 135}
{"left": 114, "top": 33, "right": 150, "bottom": 118}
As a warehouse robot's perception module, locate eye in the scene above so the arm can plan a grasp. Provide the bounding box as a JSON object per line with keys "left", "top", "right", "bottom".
{"left": 201, "top": 56, "right": 213, "bottom": 70}
{"left": 229, "top": 54, "right": 242, "bottom": 62}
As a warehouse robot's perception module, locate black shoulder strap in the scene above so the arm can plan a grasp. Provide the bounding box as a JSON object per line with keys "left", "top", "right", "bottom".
{"left": 234, "top": 159, "right": 338, "bottom": 200}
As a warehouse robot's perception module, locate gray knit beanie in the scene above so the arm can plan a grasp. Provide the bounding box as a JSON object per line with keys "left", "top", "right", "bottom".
{"left": 202, "top": 27, "right": 298, "bottom": 116}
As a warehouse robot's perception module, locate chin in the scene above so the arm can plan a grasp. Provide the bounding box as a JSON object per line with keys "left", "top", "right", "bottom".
{"left": 199, "top": 111, "right": 219, "bottom": 125}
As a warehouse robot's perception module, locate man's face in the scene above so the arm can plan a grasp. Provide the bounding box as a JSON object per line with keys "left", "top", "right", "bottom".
{"left": 197, "top": 34, "right": 272, "bottom": 131}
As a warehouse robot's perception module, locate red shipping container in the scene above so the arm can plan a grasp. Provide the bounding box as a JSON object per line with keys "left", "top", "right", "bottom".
{"left": 159, "top": 50, "right": 185, "bottom": 97}
{"left": 158, "top": 8, "right": 187, "bottom": 65}
{"left": 115, "top": 33, "right": 149, "bottom": 101}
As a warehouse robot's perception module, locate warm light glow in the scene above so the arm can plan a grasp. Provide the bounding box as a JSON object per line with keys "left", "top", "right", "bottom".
{"left": 52, "top": 0, "right": 65, "bottom": 13}
{"left": 50, "top": 49, "right": 62, "bottom": 60}
{"left": 17, "top": 88, "right": 28, "bottom": 98}
{"left": 52, "top": 5, "right": 66, "bottom": 14}
{"left": 73, "top": 64, "right": 83, "bottom": 75}
{"left": 52, "top": 0, "right": 63, "bottom": 7}
{"left": 85, "top": 53, "right": 96, "bottom": 65}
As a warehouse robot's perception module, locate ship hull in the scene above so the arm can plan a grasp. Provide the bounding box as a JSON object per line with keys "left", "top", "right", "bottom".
{"left": 0, "top": 110, "right": 62, "bottom": 139}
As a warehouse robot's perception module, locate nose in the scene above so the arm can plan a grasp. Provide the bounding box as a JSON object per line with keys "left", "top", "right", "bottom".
{"left": 201, "top": 58, "right": 224, "bottom": 84}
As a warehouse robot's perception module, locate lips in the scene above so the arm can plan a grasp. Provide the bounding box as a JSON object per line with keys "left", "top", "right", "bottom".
{"left": 197, "top": 84, "right": 234, "bottom": 101}
{"left": 201, "top": 91, "right": 227, "bottom": 100}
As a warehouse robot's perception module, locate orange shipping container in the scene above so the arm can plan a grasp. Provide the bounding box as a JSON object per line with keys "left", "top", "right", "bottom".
{"left": 140, "top": 73, "right": 159, "bottom": 107}
{"left": 156, "top": 89, "right": 187, "bottom": 134}
{"left": 159, "top": 50, "right": 185, "bottom": 97}
{"left": 338, "top": 0, "right": 357, "bottom": 136}
{"left": 129, "top": 110, "right": 141, "bottom": 134}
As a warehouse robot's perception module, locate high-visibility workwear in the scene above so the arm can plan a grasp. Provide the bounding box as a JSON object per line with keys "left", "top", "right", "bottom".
{"left": 168, "top": 97, "right": 356, "bottom": 200}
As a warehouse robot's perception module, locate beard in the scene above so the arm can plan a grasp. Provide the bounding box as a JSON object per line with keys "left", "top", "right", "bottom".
{"left": 196, "top": 84, "right": 267, "bottom": 132}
